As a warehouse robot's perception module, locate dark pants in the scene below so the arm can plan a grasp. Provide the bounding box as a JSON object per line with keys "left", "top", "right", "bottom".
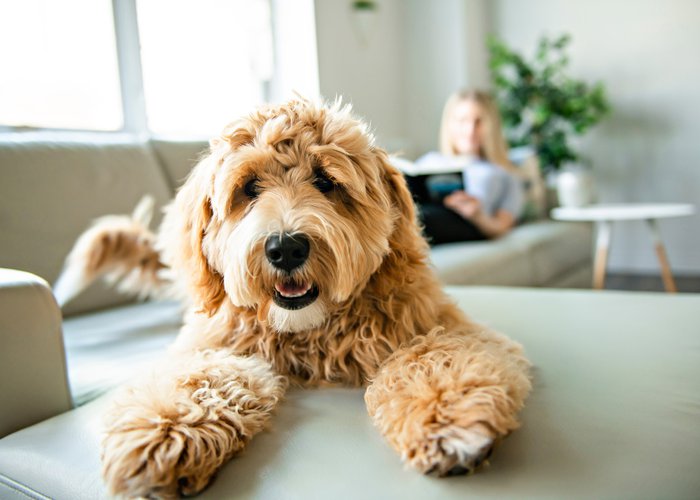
{"left": 405, "top": 175, "right": 486, "bottom": 246}
{"left": 417, "top": 203, "right": 486, "bottom": 245}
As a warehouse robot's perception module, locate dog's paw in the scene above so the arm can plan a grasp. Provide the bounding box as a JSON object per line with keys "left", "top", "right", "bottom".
{"left": 101, "top": 422, "right": 223, "bottom": 499}
{"left": 406, "top": 423, "right": 496, "bottom": 477}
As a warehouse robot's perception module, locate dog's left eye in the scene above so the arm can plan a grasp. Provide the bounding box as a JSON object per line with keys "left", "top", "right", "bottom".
{"left": 244, "top": 178, "right": 260, "bottom": 199}
{"left": 313, "top": 171, "right": 335, "bottom": 194}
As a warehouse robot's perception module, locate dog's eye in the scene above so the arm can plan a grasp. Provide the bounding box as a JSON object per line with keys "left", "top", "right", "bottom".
{"left": 313, "top": 171, "right": 335, "bottom": 194}
{"left": 244, "top": 178, "right": 260, "bottom": 199}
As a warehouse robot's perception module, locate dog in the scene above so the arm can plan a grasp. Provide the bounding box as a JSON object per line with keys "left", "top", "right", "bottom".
{"left": 56, "top": 98, "right": 531, "bottom": 498}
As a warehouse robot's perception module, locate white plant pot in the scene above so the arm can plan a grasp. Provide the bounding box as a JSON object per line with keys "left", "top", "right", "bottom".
{"left": 556, "top": 168, "right": 595, "bottom": 207}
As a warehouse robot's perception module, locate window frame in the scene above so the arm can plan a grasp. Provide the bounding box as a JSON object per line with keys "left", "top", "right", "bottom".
{"left": 0, "top": 0, "right": 278, "bottom": 137}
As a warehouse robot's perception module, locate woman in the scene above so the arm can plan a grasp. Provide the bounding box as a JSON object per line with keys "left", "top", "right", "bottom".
{"left": 411, "top": 89, "right": 524, "bottom": 245}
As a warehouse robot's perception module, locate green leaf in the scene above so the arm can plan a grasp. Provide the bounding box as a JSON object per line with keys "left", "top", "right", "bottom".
{"left": 487, "top": 33, "right": 611, "bottom": 173}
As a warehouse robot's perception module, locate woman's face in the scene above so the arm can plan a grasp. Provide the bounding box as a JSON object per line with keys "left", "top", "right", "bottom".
{"left": 448, "top": 99, "right": 484, "bottom": 156}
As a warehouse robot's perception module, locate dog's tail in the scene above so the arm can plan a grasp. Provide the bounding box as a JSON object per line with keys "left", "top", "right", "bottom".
{"left": 53, "top": 196, "right": 174, "bottom": 307}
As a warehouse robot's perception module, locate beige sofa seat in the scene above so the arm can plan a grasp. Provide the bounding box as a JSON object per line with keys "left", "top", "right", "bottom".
{"left": 62, "top": 300, "right": 182, "bottom": 406}
{"left": 431, "top": 220, "right": 593, "bottom": 287}
{"left": 1, "top": 286, "right": 698, "bottom": 499}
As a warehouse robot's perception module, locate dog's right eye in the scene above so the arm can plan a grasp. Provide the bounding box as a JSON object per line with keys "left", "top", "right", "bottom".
{"left": 244, "top": 178, "right": 260, "bottom": 199}
{"left": 313, "top": 171, "right": 336, "bottom": 194}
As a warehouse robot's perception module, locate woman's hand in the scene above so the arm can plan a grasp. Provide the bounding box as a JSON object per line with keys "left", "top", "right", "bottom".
{"left": 444, "top": 190, "right": 515, "bottom": 238}
{"left": 444, "top": 190, "right": 481, "bottom": 220}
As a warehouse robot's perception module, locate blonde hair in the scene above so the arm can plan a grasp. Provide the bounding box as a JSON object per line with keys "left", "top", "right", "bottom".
{"left": 438, "top": 89, "right": 518, "bottom": 173}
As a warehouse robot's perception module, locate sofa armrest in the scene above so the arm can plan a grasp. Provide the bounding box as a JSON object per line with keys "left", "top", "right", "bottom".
{"left": 0, "top": 269, "right": 72, "bottom": 438}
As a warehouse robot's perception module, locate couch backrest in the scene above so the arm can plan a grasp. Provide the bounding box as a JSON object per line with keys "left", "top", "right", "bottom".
{"left": 0, "top": 134, "right": 182, "bottom": 316}
{"left": 509, "top": 146, "right": 548, "bottom": 221}
{"left": 150, "top": 139, "right": 208, "bottom": 191}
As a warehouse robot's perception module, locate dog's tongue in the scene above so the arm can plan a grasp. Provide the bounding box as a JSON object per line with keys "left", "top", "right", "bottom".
{"left": 275, "top": 281, "right": 311, "bottom": 298}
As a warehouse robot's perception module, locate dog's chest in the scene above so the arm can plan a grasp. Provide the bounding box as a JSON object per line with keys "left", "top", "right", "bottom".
{"left": 230, "top": 325, "right": 398, "bottom": 387}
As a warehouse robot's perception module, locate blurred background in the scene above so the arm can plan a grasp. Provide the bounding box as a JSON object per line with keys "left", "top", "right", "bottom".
{"left": 1, "top": 0, "right": 698, "bottom": 282}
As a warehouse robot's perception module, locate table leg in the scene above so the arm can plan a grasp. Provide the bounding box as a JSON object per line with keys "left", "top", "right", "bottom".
{"left": 593, "top": 221, "right": 612, "bottom": 290}
{"left": 645, "top": 219, "right": 678, "bottom": 293}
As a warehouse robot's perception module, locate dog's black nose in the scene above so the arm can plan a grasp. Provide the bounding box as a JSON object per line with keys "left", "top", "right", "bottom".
{"left": 265, "top": 233, "right": 310, "bottom": 272}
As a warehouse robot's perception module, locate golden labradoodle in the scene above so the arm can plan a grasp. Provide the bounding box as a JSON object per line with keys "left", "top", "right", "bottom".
{"left": 58, "top": 99, "right": 531, "bottom": 498}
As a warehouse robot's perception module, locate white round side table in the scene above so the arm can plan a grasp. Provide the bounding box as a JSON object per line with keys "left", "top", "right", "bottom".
{"left": 551, "top": 203, "right": 696, "bottom": 292}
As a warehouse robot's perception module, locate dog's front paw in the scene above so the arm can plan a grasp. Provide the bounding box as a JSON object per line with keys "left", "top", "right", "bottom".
{"left": 102, "top": 421, "right": 222, "bottom": 499}
{"left": 100, "top": 351, "right": 285, "bottom": 498}
{"left": 406, "top": 423, "right": 496, "bottom": 477}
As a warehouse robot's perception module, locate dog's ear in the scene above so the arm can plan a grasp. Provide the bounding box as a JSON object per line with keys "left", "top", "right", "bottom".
{"left": 163, "top": 125, "right": 257, "bottom": 316}
{"left": 372, "top": 147, "right": 429, "bottom": 280}
{"left": 162, "top": 152, "right": 226, "bottom": 316}
{"left": 373, "top": 148, "right": 418, "bottom": 231}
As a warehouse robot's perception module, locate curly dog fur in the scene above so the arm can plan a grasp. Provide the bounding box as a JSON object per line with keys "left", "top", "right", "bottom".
{"left": 62, "top": 98, "right": 531, "bottom": 498}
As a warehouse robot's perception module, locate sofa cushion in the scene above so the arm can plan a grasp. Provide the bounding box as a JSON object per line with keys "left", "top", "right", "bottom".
{"left": 431, "top": 238, "right": 533, "bottom": 286}
{"left": 0, "top": 287, "right": 698, "bottom": 499}
{"left": 511, "top": 220, "right": 593, "bottom": 286}
{"left": 544, "top": 264, "right": 593, "bottom": 289}
{"left": 431, "top": 220, "right": 592, "bottom": 287}
{"left": 62, "top": 300, "right": 182, "bottom": 406}
{"left": 150, "top": 139, "right": 208, "bottom": 190}
{"left": 0, "top": 134, "right": 174, "bottom": 316}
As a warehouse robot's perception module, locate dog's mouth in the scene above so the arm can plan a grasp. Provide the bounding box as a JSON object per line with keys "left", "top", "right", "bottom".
{"left": 273, "top": 280, "right": 319, "bottom": 310}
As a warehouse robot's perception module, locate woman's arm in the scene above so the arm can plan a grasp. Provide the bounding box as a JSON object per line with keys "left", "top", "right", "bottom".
{"left": 443, "top": 191, "right": 516, "bottom": 238}
{"left": 469, "top": 208, "right": 516, "bottom": 238}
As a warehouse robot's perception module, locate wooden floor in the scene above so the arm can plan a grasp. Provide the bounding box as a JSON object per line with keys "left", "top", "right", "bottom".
{"left": 605, "top": 273, "right": 700, "bottom": 293}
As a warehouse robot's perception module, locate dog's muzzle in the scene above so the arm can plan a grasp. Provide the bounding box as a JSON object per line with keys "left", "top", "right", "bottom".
{"left": 265, "top": 233, "right": 319, "bottom": 310}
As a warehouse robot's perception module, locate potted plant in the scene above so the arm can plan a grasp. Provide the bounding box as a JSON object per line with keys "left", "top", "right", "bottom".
{"left": 488, "top": 34, "right": 611, "bottom": 207}
{"left": 351, "top": 1, "right": 378, "bottom": 46}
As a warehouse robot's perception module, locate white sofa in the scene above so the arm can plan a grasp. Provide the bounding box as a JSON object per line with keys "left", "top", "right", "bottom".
{"left": 431, "top": 220, "right": 592, "bottom": 288}
{"left": 4, "top": 136, "right": 698, "bottom": 499}
{"left": 1, "top": 280, "right": 698, "bottom": 499}
{"left": 0, "top": 135, "right": 593, "bottom": 408}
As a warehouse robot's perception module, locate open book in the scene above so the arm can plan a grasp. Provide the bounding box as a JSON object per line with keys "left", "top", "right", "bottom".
{"left": 390, "top": 147, "right": 536, "bottom": 176}
{"left": 389, "top": 148, "right": 547, "bottom": 220}
{"left": 388, "top": 153, "right": 470, "bottom": 176}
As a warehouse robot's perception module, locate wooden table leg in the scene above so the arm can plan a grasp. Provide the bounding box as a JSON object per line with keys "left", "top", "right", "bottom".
{"left": 645, "top": 219, "right": 678, "bottom": 293}
{"left": 593, "top": 221, "right": 612, "bottom": 290}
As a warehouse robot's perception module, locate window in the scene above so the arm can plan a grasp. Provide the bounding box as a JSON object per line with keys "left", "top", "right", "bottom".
{"left": 0, "top": 0, "right": 123, "bottom": 131}
{"left": 0, "top": 0, "right": 319, "bottom": 136}
{"left": 136, "top": 0, "right": 273, "bottom": 136}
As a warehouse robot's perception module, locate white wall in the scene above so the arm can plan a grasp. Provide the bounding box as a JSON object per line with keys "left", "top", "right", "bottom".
{"left": 313, "top": 0, "right": 406, "bottom": 152}
{"left": 402, "top": 0, "right": 490, "bottom": 157}
{"left": 491, "top": 0, "right": 700, "bottom": 274}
